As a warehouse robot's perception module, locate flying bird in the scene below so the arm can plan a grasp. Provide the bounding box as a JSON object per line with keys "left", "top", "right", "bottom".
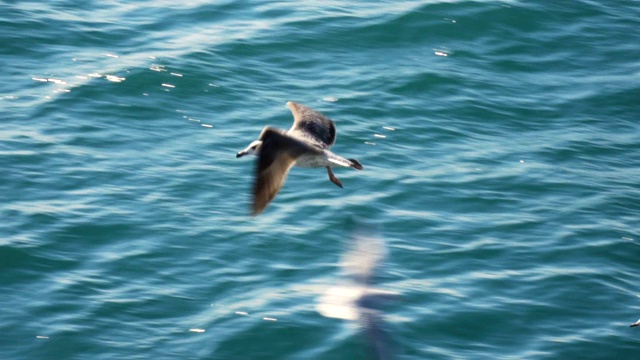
{"left": 236, "top": 101, "right": 363, "bottom": 215}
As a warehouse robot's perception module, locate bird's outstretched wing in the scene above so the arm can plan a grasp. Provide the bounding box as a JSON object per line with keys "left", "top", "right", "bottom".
{"left": 287, "top": 101, "right": 336, "bottom": 149}
{"left": 252, "top": 127, "right": 320, "bottom": 215}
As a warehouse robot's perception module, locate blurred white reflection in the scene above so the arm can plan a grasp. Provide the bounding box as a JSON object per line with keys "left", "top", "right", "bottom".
{"left": 149, "top": 64, "right": 166, "bottom": 72}
{"left": 433, "top": 48, "right": 451, "bottom": 57}
{"left": 317, "top": 226, "right": 398, "bottom": 359}
{"left": 105, "top": 75, "right": 125, "bottom": 83}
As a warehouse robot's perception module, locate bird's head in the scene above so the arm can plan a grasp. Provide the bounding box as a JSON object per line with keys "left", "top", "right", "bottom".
{"left": 236, "top": 140, "right": 262, "bottom": 158}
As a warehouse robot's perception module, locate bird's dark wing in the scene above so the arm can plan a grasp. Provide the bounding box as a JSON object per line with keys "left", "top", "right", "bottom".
{"left": 287, "top": 101, "right": 336, "bottom": 149}
{"left": 252, "top": 127, "right": 320, "bottom": 215}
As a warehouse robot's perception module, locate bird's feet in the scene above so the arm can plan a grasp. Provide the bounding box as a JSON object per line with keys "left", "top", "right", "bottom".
{"left": 327, "top": 167, "right": 344, "bottom": 188}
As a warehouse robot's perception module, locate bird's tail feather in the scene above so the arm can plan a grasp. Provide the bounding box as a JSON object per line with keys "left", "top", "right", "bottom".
{"left": 349, "top": 159, "right": 363, "bottom": 170}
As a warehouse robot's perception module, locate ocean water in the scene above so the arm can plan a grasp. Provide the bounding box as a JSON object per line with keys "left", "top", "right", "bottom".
{"left": 1, "top": 0, "right": 639, "bottom": 359}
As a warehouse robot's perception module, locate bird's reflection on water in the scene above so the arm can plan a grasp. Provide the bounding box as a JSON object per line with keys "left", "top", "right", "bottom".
{"left": 316, "top": 225, "right": 399, "bottom": 359}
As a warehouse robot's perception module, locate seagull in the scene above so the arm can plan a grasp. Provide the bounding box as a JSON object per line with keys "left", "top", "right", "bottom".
{"left": 631, "top": 319, "right": 640, "bottom": 327}
{"left": 316, "top": 227, "right": 398, "bottom": 360}
{"left": 236, "top": 101, "right": 363, "bottom": 215}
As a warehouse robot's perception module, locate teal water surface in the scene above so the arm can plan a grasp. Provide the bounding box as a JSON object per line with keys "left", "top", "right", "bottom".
{"left": 1, "top": 1, "right": 639, "bottom": 359}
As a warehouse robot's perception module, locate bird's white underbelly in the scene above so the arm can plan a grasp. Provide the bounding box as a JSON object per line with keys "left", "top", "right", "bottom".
{"left": 295, "top": 153, "right": 331, "bottom": 168}
{"left": 296, "top": 151, "right": 351, "bottom": 168}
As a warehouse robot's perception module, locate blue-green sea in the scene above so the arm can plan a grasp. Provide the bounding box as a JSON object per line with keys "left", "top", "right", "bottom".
{"left": 2, "top": 1, "right": 639, "bottom": 359}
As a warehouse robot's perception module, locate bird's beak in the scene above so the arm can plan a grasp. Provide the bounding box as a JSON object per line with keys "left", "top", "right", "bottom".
{"left": 236, "top": 151, "right": 245, "bottom": 158}
{"left": 631, "top": 320, "right": 640, "bottom": 327}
